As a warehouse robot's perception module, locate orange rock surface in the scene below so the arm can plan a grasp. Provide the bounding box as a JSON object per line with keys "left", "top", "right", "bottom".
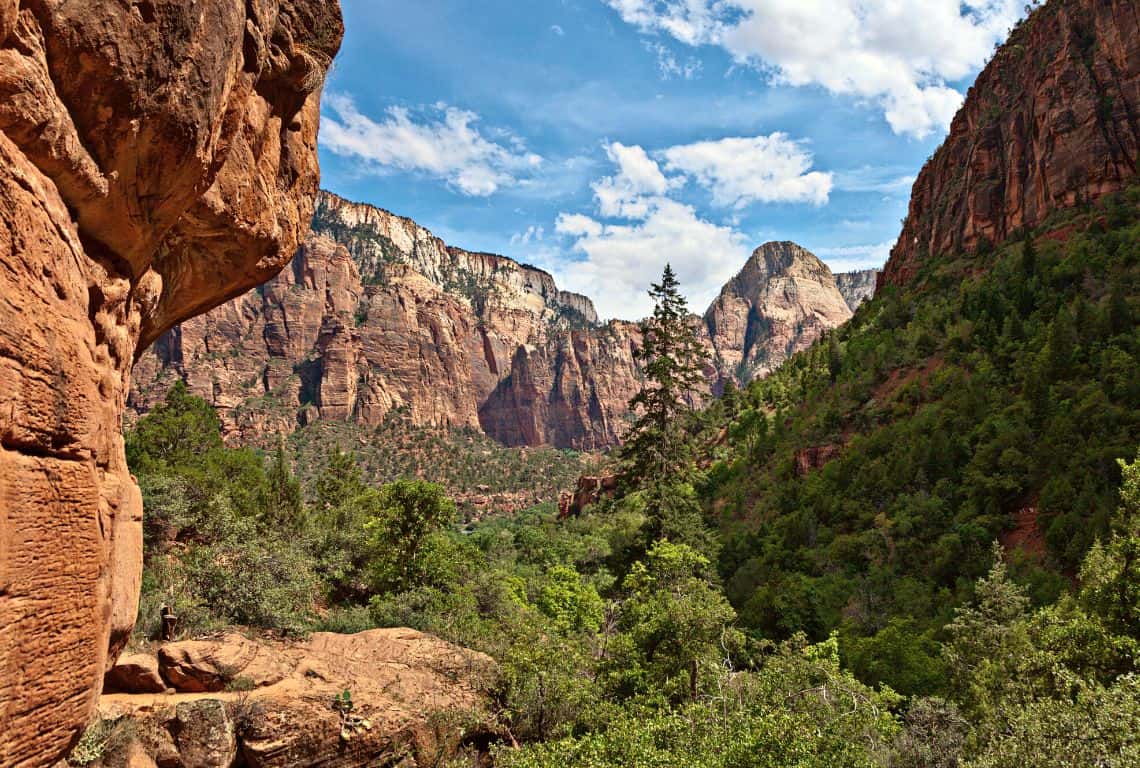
{"left": 0, "top": 2, "right": 342, "bottom": 764}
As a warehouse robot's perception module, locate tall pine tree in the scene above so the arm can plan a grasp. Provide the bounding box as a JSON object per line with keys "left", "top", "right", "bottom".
{"left": 621, "top": 264, "right": 709, "bottom": 486}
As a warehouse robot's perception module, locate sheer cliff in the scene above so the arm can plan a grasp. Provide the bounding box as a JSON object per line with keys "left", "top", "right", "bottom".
{"left": 0, "top": 2, "right": 342, "bottom": 765}
{"left": 884, "top": 0, "right": 1139, "bottom": 286}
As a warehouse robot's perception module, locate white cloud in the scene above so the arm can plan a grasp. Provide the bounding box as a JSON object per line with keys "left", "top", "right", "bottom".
{"left": 556, "top": 198, "right": 747, "bottom": 319}
{"left": 554, "top": 142, "right": 749, "bottom": 319}
{"left": 814, "top": 241, "right": 895, "bottom": 272}
{"left": 644, "top": 41, "right": 703, "bottom": 80}
{"left": 603, "top": 0, "right": 1023, "bottom": 138}
{"left": 321, "top": 95, "right": 543, "bottom": 196}
{"left": 511, "top": 225, "right": 546, "bottom": 246}
{"left": 592, "top": 142, "right": 678, "bottom": 218}
{"left": 551, "top": 24, "right": 566, "bottom": 35}
{"left": 661, "top": 133, "right": 832, "bottom": 207}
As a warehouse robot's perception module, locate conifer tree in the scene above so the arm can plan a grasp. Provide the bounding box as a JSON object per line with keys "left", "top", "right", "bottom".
{"left": 621, "top": 264, "right": 709, "bottom": 485}
{"left": 259, "top": 440, "right": 306, "bottom": 532}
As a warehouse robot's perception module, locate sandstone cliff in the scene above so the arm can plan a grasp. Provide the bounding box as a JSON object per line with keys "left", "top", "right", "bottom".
{"left": 705, "top": 243, "right": 855, "bottom": 382}
{"left": 0, "top": 3, "right": 341, "bottom": 765}
{"left": 132, "top": 192, "right": 642, "bottom": 451}
{"left": 133, "top": 199, "right": 864, "bottom": 449}
{"left": 835, "top": 269, "right": 880, "bottom": 312}
{"left": 884, "top": 0, "right": 1139, "bottom": 286}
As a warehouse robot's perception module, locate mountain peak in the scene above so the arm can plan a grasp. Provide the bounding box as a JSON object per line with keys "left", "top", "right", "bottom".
{"left": 705, "top": 241, "right": 852, "bottom": 382}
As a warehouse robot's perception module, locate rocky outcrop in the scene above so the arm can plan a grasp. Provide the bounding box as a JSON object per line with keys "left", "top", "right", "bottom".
{"left": 134, "top": 200, "right": 866, "bottom": 450}
{"left": 835, "top": 270, "right": 880, "bottom": 312}
{"left": 0, "top": 3, "right": 342, "bottom": 766}
{"left": 559, "top": 475, "right": 621, "bottom": 519}
{"left": 706, "top": 243, "right": 855, "bottom": 382}
{"left": 96, "top": 629, "right": 498, "bottom": 768}
{"left": 794, "top": 445, "right": 845, "bottom": 476}
{"left": 884, "top": 0, "right": 1140, "bottom": 286}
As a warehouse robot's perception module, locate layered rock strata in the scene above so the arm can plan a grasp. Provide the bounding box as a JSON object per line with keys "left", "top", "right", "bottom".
{"left": 884, "top": 0, "right": 1140, "bottom": 286}
{"left": 133, "top": 198, "right": 864, "bottom": 450}
{"left": 835, "top": 269, "right": 880, "bottom": 312}
{"left": 0, "top": 2, "right": 342, "bottom": 765}
{"left": 132, "top": 193, "right": 645, "bottom": 451}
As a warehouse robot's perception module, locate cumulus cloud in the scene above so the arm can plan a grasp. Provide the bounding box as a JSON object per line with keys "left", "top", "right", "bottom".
{"left": 553, "top": 142, "right": 751, "bottom": 319}
{"left": 556, "top": 198, "right": 747, "bottom": 320}
{"left": 603, "top": 0, "right": 1023, "bottom": 137}
{"left": 321, "top": 95, "right": 543, "bottom": 196}
{"left": 661, "top": 133, "right": 832, "bottom": 207}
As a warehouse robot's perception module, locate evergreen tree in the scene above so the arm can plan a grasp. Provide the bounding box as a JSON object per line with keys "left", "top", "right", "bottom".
{"left": 621, "top": 264, "right": 709, "bottom": 485}
{"left": 258, "top": 440, "right": 305, "bottom": 532}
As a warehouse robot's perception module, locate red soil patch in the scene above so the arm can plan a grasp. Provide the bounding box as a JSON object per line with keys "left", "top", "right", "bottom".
{"left": 1002, "top": 506, "right": 1048, "bottom": 560}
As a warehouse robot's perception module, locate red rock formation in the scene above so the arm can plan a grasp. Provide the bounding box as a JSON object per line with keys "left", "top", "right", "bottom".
{"left": 99, "top": 630, "right": 498, "bottom": 768}
{"left": 794, "top": 445, "right": 844, "bottom": 476}
{"left": 884, "top": 0, "right": 1140, "bottom": 286}
{"left": 0, "top": 3, "right": 341, "bottom": 765}
{"left": 133, "top": 195, "right": 647, "bottom": 450}
{"left": 559, "top": 475, "right": 622, "bottom": 519}
{"left": 706, "top": 243, "right": 854, "bottom": 382}
{"left": 134, "top": 199, "right": 864, "bottom": 451}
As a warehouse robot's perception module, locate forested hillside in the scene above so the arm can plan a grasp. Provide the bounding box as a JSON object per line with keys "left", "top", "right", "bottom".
{"left": 705, "top": 185, "right": 1140, "bottom": 693}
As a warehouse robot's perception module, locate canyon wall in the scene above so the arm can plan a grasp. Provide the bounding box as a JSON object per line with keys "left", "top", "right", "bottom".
{"left": 884, "top": 0, "right": 1139, "bottom": 286}
{"left": 836, "top": 269, "right": 879, "bottom": 312}
{"left": 134, "top": 197, "right": 865, "bottom": 450}
{"left": 0, "top": 2, "right": 342, "bottom": 765}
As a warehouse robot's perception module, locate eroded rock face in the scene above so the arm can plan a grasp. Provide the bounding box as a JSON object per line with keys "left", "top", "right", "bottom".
{"left": 0, "top": 3, "right": 342, "bottom": 765}
{"left": 884, "top": 0, "right": 1140, "bottom": 286}
{"left": 132, "top": 193, "right": 645, "bottom": 451}
{"left": 705, "top": 243, "right": 855, "bottom": 382}
{"left": 835, "top": 270, "right": 880, "bottom": 313}
{"left": 133, "top": 199, "right": 864, "bottom": 451}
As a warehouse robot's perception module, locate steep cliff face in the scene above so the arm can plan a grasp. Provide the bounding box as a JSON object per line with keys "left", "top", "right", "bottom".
{"left": 835, "top": 270, "right": 880, "bottom": 312}
{"left": 884, "top": 0, "right": 1139, "bottom": 286}
{"left": 0, "top": 3, "right": 341, "bottom": 765}
{"left": 133, "top": 193, "right": 634, "bottom": 451}
{"left": 134, "top": 201, "right": 863, "bottom": 450}
{"left": 705, "top": 243, "right": 855, "bottom": 382}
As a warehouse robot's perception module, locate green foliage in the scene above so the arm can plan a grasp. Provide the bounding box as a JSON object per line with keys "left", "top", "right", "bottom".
{"left": 622, "top": 264, "right": 710, "bottom": 485}
{"left": 498, "top": 637, "right": 901, "bottom": 768}
{"left": 708, "top": 187, "right": 1140, "bottom": 649}
{"left": 601, "top": 541, "right": 741, "bottom": 702}
{"left": 364, "top": 479, "right": 457, "bottom": 592}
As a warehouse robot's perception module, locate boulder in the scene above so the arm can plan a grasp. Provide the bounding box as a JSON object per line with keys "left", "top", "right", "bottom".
{"left": 105, "top": 654, "right": 167, "bottom": 695}
{"left": 101, "top": 628, "right": 499, "bottom": 768}
{"left": 174, "top": 701, "right": 237, "bottom": 768}
{"left": 158, "top": 633, "right": 287, "bottom": 693}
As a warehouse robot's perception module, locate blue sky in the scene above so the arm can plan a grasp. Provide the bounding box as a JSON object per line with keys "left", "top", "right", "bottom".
{"left": 319, "top": 0, "right": 1024, "bottom": 319}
